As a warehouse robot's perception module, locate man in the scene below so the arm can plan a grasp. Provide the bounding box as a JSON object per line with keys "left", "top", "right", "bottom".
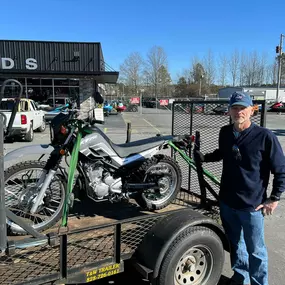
{"left": 196, "top": 92, "right": 285, "bottom": 285}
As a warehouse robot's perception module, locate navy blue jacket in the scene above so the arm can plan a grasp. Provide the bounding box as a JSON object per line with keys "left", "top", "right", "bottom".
{"left": 204, "top": 123, "right": 285, "bottom": 211}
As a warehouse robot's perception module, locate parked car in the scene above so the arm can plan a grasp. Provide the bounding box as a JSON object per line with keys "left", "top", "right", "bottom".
{"left": 267, "top": 102, "right": 285, "bottom": 113}
{"left": 142, "top": 97, "right": 157, "bottom": 108}
{"left": 0, "top": 98, "right": 46, "bottom": 142}
{"left": 46, "top": 96, "right": 71, "bottom": 107}
{"left": 43, "top": 104, "right": 69, "bottom": 122}
{"left": 212, "top": 104, "right": 228, "bottom": 115}
{"left": 212, "top": 103, "right": 259, "bottom": 116}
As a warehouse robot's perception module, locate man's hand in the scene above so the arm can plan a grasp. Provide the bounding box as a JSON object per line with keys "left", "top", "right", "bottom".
{"left": 255, "top": 199, "right": 279, "bottom": 216}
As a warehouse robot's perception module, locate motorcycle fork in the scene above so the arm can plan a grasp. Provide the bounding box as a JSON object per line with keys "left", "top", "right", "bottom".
{"left": 30, "top": 151, "right": 63, "bottom": 214}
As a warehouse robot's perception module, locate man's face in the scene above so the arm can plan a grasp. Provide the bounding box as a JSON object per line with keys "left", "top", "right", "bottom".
{"left": 229, "top": 105, "right": 253, "bottom": 124}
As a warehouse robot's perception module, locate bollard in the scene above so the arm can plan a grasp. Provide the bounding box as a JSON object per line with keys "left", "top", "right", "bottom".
{"left": 126, "top": 122, "right": 131, "bottom": 143}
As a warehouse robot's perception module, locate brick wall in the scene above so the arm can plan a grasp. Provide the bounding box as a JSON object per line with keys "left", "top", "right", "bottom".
{"left": 78, "top": 79, "right": 95, "bottom": 119}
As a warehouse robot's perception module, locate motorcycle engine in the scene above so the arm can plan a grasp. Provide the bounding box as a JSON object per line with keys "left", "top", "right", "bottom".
{"left": 84, "top": 162, "right": 122, "bottom": 200}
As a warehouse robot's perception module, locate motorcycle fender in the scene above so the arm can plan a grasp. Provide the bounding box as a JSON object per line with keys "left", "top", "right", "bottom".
{"left": 4, "top": 144, "right": 54, "bottom": 163}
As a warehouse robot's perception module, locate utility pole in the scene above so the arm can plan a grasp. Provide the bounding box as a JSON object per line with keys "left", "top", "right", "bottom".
{"left": 276, "top": 34, "right": 284, "bottom": 102}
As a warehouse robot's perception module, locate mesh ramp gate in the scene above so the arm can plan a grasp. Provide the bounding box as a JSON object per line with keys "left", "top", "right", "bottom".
{"left": 172, "top": 99, "right": 266, "bottom": 206}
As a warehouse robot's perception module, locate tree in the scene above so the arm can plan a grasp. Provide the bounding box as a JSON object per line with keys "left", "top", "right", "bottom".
{"left": 203, "top": 49, "right": 216, "bottom": 86}
{"left": 218, "top": 53, "right": 228, "bottom": 86}
{"left": 191, "top": 62, "right": 205, "bottom": 84}
{"left": 242, "top": 51, "right": 267, "bottom": 87}
{"left": 239, "top": 51, "right": 247, "bottom": 86}
{"left": 229, "top": 50, "right": 240, "bottom": 87}
{"left": 158, "top": 65, "right": 172, "bottom": 97}
{"left": 144, "top": 46, "right": 168, "bottom": 97}
{"left": 175, "top": 77, "right": 188, "bottom": 97}
{"left": 119, "top": 52, "right": 144, "bottom": 96}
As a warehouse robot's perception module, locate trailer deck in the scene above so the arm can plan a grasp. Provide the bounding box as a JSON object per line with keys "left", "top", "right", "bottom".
{"left": 1, "top": 196, "right": 221, "bottom": 285}
{"left": 0, "top": 204, "right": 187, "bottom": 285}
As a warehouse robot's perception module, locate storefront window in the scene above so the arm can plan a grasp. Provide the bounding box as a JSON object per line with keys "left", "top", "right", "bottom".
{"left": 0, "top": 78, "right": 27, "bottom": 99}
{"left": 0, "top": 77, "right": 81, "bottom": 107}
{"left": 0, "top": 78, "right": 26, "bottom": 86}
{"left": 27, "top": 87, "right": 52, "bottom": 103}
{"left": 26, "top": 78, "right": 41, "bottom": 86}
{"left": 41, "top": 79, "right": 53, "bottom": 85}
{"left": 54, "top": 79, "right": 69, "bottom": 86}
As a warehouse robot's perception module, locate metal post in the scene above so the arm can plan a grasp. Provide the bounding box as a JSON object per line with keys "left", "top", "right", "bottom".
{"left": 140, "top": 91, "right": 142, "bottom": 115}
{"left": 276, "top": 34, "right": 284, "bottom": 102}
{"left": 126, "top": 123, "right": 131, "bottom": 143}
{"left": 0, "top": 114, "right": 7, "bottom": 253}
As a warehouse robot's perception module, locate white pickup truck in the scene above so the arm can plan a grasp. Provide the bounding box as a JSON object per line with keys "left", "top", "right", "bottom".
{"left": 0, "top": 98, "right": 46, "bottom": 142}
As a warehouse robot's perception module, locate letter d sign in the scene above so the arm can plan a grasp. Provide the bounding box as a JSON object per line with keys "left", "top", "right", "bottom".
{"left": 1, "top": 58, "right": 15, "bottom": 69}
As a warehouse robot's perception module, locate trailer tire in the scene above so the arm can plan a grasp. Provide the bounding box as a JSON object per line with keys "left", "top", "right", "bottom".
{"left": 155, "top": 226, "right": 224, "bottom": 285}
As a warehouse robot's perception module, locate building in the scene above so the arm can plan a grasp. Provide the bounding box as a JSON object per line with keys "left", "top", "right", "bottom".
{"left": 218, "top": 86, "right": 285, "bottom": 102}
{"left": 0, "top": 40, "right": 119, "bottom": 112}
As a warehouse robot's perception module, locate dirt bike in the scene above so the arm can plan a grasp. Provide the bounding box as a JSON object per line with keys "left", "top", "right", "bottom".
{"left": 4, "top": 94, "right": 192, "bottom": 234}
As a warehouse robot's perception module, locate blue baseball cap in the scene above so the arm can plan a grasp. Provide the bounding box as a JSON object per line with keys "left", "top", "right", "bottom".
{"left": 229, "top": 92, "right": 253, "bottom": 107}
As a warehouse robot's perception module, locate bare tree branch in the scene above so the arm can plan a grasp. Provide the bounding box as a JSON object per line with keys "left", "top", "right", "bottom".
{"left": 203, "top": 49, "right": 216, "bottom": 86}
{"left": 144, "top": 46, "right": 168, "bottom": 97}
{"left": 119, "top": 52, "right": 144, "bottom": 95}
{"left": 229, "top": 49, "right": 240, "bottom": 87}
{"left": 218, "top": 53, "right": 228, "bottom": 86}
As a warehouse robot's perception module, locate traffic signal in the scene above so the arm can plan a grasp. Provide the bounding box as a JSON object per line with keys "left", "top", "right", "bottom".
{"left": 276, "top": 45, "right": 280, "bottom": 54}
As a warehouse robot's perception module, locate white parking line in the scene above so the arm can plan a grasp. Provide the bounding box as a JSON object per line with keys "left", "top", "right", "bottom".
{"left": 143, "top": 118, "right": 161, "bottom": 133}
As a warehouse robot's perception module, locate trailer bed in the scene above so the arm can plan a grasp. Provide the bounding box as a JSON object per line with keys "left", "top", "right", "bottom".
{"left": 1, "top": 199, "right": 194, "bottom": 285}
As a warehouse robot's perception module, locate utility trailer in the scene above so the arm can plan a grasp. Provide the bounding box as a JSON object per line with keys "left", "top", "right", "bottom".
{"left": 0, "top": 79, "right": 267, "bottom": 285}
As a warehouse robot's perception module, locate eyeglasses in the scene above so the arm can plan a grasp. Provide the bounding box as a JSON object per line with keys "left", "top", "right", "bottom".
{"left": 232, "top": 145, "right": 242, "bottom": 161}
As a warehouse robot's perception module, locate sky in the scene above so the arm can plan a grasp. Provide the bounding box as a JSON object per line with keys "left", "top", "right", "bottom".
{"left": 1, "top": 0, "right": 285, "bottom": 82}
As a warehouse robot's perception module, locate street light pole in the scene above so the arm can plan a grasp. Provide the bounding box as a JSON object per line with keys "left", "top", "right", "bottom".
{"left": 276, "top": 34, "right": 284, "bottom": 102}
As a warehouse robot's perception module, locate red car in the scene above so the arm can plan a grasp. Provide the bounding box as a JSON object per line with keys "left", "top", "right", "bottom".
{"left": 268, "top": 102, "right": 285, "bottom": 112}
{"left": 115, "top": 102, "right": 126, "bottom": 112}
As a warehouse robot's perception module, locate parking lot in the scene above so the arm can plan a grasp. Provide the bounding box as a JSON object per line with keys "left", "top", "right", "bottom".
{"left": 3, "top": 109, "right": 285, "bottom": 285}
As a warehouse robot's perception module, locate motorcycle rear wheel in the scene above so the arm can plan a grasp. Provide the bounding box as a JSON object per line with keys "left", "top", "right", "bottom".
{"left": 134, "top": 155, "right": 182, "bottom": 211}
{"left": 4, "top": 160, "right": 66, "bottom": 235}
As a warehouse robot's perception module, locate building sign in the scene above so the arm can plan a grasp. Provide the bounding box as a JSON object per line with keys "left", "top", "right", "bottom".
{"left": 130, "top": 97, "right": 140, "bottom": 104}
{"left": 0, "top": 57, "right": 38, "bottom": 70}
{"left": 159, "top": 99, "right": 169, "bottom": 106}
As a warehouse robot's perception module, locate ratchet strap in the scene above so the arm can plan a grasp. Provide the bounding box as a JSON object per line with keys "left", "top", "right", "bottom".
{"left": 61, "top": 129, "right": 82, "bottom": 227}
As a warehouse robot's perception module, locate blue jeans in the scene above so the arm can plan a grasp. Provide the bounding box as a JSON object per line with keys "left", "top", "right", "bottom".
{"left": 220, "top": 201, "right": 268, "bottom": 285}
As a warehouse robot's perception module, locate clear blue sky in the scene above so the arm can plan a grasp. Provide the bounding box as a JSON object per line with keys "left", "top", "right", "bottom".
{"left": 1, "top": 0, "right": 284, "bottom": 81}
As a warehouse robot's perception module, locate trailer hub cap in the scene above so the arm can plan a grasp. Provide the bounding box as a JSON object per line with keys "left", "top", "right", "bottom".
{"left": 174, "top": 245, "right": 213, "bottom": 285}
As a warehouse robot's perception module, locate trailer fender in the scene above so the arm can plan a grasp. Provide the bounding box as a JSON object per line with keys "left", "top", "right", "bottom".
{"left": 4, "top": 144, "right": 54, "bottom": 163}
{"left": 135, "top": 208, "right": 228, "bottom": 279}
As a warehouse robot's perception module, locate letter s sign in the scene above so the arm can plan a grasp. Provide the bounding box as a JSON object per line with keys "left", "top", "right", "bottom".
{"left": 26, "top": 58, "right": 38, "bottom": 70}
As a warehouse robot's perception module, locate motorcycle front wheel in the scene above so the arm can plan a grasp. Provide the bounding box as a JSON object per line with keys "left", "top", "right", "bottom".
{"left": 4, "top": 160, "right": 66, "bottom": 235}
{"left": 134, "top": 155, "right": 182, "bottom": 211}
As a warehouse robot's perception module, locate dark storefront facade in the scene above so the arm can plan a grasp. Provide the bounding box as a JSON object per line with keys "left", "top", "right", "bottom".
{"left": 0, "top": 40, "right": 119, "bottom": 110}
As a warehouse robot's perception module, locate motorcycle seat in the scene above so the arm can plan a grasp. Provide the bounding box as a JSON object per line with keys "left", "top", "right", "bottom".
{"left": 110, "top": 135, "right": 174, "bottom": 158}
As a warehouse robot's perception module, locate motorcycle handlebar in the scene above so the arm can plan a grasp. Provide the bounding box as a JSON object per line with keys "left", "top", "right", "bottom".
{"left": 0, "top": 79, "right": 23, "bottom": 138}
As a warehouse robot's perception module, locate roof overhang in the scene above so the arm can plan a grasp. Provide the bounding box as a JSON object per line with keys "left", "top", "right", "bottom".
{"left": 0, "top": 71, "right": 119, "bottom": 84}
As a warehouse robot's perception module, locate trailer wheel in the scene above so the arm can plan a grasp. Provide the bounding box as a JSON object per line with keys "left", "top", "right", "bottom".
{"left": 155, "top": 226, "right": 224, "bottom": 285}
